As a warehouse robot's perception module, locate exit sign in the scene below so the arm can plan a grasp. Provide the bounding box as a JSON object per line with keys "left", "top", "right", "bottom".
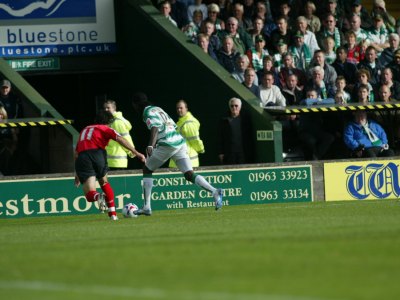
{"left": 6, "top": 58, "right": 60, "bottom": 71}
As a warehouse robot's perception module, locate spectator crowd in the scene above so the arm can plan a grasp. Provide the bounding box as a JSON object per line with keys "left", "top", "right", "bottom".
{"left": 154, "top": 0, "right": 400, "bottom": 160}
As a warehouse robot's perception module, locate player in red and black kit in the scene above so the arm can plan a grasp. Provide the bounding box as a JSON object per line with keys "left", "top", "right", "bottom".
{"left": 75, "top": 110, "right": 146, "bottom": 220}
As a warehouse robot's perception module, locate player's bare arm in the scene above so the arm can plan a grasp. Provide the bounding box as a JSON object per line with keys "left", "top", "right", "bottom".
{"left": 116, "top": 135, "right": 146, "bottom": 163}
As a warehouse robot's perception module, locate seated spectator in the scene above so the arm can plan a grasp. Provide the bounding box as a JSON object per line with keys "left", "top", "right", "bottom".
{"left": 324, "top": 0, "right": 346, "bottom": 31}
{"left": 379, "top": 67, "right": 400, "bottom": 100}
{"left": 256, "top": 55, "right": 280, "bottom": 87}
{"left": 200, "top": 20, "right": 221, "bottom": 52}
{"left": 378, "top": 84, "right": 393, "bottom": 102}
{"left": 206, "top": 3, "right": 225, "bottom": 32}
{"left": 379, "top": 33, "right": 400, "bottom": 67}
{"left": 232, "top": 55, "right": 259, "bottom": 84}
{"left": 242, "top": 68, "right": 260, "bottom": 95}
{"left": 231, "top": 2, "right": 252, "bottom": 32}
{"left": 256, "top": 1, "right": 276, "bottom": 38}
{"left": 187, "top": 0, "right": 207, "bottom": 22}
{"left": 0, "top": 104, "right": 18, "bottom": 175}
{"left": 289, "top": 31, "right": 312, "bottom": 72}
{"left": 197, "top": 33, "right": 218, "bottom": 61}
{"left": 169, "top": 0, "right": 189, "bottom": 29}
{"left": 343, "top": 110, "right": 394, "bottom": 158}
{"left": 303, "top": 1, "right": 321, "bottom": 33}
{"left": 306, "top": 66, "right": 336, "bottom": 99}
{"left": 218, "top": 97, "right": 254, "bottom": 164}
{"left": 258, "top": 71, "right": 286, "bottom": 107}
{"left": 248, "top": 17, "right": 266, "bottom": 45}
{"left": 296, "top": 16, "right": 320, "bottom": 56}
{"left": 217, "top": 17, "right": 253, "bottom": 55}
{"left": 217, "top": 36, "right": 241, "bottom": 73}
{"left": 309, "top": 50, "right": 337, "bottom": 89}
{"left": 297, "top": 89, "right": 335, "bottom": 160}
{"left": 356, "top": 84, "right": 371, "bottom": 103}
{"left": 345, "top": 31, "right": 364, "bottom": 64}
{"left": 279, "top": 53, "right": 307, "bottom": 89}
{"left": 370, "top": 0, "right": 396, "bottom": 34}
{"left": 331, "top": 46, "right": 358, "bottom": 91}
{"left": 368, "top": 14, "right": 389, "bottom": 54}
{"left": 159, "top": 1, "right": 178, "bottom": 27}
{"left": 388, "top": 49, "right": 400, "bottom": 80}
{"left": 357, "top": 46, "right": 384, "bottom": 85}
{"left": 349, "top": 1, "right": 373, "bottom": 31}
{"left": 246, "top": 34, "right": 269, "bottom": 72}
{"left": 322, "top": 36, "right": 336, "bottom": 65}
{"left": 182, "top": 9, "right": 203, "bottom": 41}
{"left": 278, "top": 1, "right": 295, "bottom": 31}
{"left": 316, "top": 12, "right": 344, "bottom": 51}
{"left": 282, "top": 73, "right": 305, "bottom": 106}
{"left": 334, "top": 90, "right": 347, "bottom": 104}
{"left": 351, "top": 69, "right": 377, "bottom": 103}
{"left": 269, "top": 16, "right": 293, "bottom": 54}
{"left": 335, "top": 76, "right": 351, "bottom": 103}
{"left": 272, "top": 39, "right": 288, "bottom": 72}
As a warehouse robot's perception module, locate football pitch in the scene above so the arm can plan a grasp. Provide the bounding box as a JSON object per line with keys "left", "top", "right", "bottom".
{"left": 1, "top": 200, "right": 399, "bottom": 300}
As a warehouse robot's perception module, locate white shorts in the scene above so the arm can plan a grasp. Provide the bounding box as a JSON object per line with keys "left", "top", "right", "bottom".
{"left": 146, "top": 144, "right": 193, "bottom": 173}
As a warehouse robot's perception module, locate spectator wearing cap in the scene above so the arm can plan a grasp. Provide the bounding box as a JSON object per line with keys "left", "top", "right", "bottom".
{"left": 246, "top": 34, "right": 269, "bottom": 72}
{"left": 272, "top": 39, "right": 288, "bottom": 72}
{"left": 316, "top": 13, "right": 344, "bottom": 52}
{"left": 269, "top": 16, "right": 293, "bottom": 54}
{"left": 290, "top": 30, "right": 312, "bottom": 71}
{"left": 350, "top": 0, "right": 373, "bottom": 30}
{"left": 379, "top": 33, "right": 400, "bottom": 67}
{"left": 371, "top": 0, "right": 396, "bottom": 34}
{"left": 303, "top": 1, "right": 321, "bottom": 33}
{"left": 206, "top": 3, "right": 224, "bottom": 32}
{"left": 368, "top": 14, "right": 389, "bottom": 54}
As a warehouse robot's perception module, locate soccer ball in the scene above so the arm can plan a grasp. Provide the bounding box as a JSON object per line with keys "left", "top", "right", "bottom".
{"left": 122, "top": 203, "right": 139, "bottom": 218}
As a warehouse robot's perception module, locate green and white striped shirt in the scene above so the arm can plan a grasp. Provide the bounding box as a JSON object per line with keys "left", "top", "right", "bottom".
{"left": 143, "top": 106, "right": 185, "bottom": 148}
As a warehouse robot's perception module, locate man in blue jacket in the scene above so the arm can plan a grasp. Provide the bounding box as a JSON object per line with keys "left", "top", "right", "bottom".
{"left": 343, "top": 111, "right": 394, "bottom": 158}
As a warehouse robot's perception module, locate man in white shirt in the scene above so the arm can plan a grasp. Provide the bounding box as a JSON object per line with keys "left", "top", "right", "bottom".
{"left": 258, "top": 71, "right": 286, "bottom": 107}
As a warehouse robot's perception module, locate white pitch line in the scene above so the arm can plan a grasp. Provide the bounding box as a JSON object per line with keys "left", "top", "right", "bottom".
{"left": 0, "top": 280, "right": 337, "bottom": 300}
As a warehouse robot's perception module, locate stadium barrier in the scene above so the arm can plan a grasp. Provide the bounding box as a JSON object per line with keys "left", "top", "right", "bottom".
{"left": 1, "top": 157, "right": 398, "bottom": 218}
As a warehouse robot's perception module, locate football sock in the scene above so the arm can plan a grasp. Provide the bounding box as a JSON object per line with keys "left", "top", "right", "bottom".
{"left": 85, "top": 190, "right": 100, "bottom": 202}
{"left": 143, "top": 177, "right": 153, "bottom": 210}
{"left": 101, "top": 182, "right": 116, "bottom": 217}
{"left": 194, "top": 175, "right": 216, "bottom": 194}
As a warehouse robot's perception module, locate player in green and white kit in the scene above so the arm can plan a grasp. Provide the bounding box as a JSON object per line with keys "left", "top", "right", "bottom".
{"left": 132, "top": 92, "right": 223, "bottom": 215}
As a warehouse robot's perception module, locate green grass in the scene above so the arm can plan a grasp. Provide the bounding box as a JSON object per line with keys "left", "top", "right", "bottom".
{"left": 1, "top": 200, "right": 400, "bottom": 300}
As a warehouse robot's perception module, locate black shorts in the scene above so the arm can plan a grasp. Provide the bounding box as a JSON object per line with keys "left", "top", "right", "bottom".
{"left": 75, "top": 149, "right": 109, "bottom": 184}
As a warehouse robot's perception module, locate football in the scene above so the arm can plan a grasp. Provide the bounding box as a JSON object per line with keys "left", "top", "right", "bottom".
{"left": 122, "top": 203, "right": 139, "bottom": 218}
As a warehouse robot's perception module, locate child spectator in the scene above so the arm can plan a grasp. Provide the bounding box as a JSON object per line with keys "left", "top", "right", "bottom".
{"left": 322, "top": 36, "right": 336, "bottom": 65}
{"left": 335, "top": 76, "right": 351, "bottom": 103}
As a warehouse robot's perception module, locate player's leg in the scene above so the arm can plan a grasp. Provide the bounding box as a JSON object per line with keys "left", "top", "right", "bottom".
{"left": 98, "top": 176, "right": 117, "bottom": 220}
{"left": 136, "top": 146, "right": 170, "bottom": 215}
{"left": 174, "top": 145, "right": 223, "bottom": 210}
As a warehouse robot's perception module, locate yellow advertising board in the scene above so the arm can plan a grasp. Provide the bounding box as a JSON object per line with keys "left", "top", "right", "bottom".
{"left": 324, "top": 160, "right": 400, "bottom": 201}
